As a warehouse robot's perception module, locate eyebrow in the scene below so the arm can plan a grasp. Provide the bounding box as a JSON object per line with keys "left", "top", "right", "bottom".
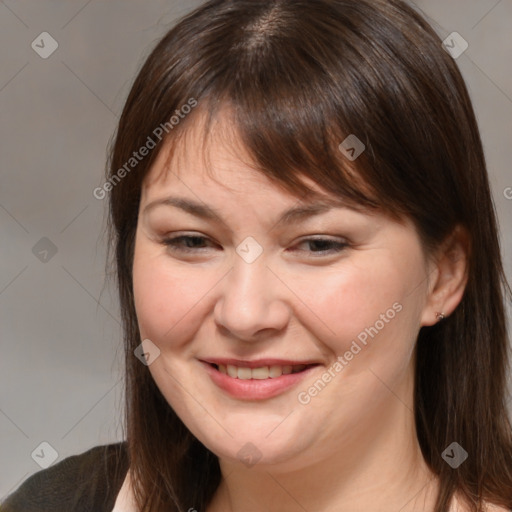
{"left": 142, "top": 195, "right": 355, "bottom": 227}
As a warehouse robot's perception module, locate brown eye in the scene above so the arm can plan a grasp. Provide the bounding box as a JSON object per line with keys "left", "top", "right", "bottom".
{"left": 293, "top": 238, "right": 348, "bottom": 256}
{"left": 161, "top": 234, "right": 216, "bottom": 253}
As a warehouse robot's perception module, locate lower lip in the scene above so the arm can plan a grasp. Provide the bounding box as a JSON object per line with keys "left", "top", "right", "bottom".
{"left": 201, "top": 361, "right": 320, "bottom": 400}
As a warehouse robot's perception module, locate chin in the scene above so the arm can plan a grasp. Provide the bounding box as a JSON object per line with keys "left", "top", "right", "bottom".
{"left": 194, "top": 424, "right": 315, "bottom": 470}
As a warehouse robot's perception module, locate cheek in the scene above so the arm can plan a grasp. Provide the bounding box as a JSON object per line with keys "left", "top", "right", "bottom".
{"left": 294, "top": 258, "right": 404, "bottom": 338}
{"left": 291, "top": 255, "right": 424, "bottom": 422}
{"left": 132, "top": 244, "right": 210, "bottom": 347}
{"left": 293, "top": 251, "right": 424, "bottom": 372}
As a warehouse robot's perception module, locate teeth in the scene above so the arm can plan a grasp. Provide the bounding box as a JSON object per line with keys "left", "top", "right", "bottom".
{"left": 217, "top": 364, "right": 309, "bottom": 379}
{"left": 237, "top": 367, "right": 252, "bottom": 380}
{"left": 269, "top": 365, "right": 283, "bottom": 378}
{"left": 251, "top": 366, "right": 269, "bottom": 379}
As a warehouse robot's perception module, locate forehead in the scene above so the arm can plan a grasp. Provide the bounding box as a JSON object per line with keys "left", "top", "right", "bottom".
{"left": 141, "top": 108, "right": 332, "bottom": 203}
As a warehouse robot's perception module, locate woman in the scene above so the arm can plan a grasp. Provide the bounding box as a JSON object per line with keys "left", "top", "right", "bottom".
{"left": 3, "top": 0, "right": 512, "bottom": 511}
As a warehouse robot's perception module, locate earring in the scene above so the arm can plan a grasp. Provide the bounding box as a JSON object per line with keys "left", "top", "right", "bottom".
{"left": 435, "top": 312, "right": 446, "bottom": 321}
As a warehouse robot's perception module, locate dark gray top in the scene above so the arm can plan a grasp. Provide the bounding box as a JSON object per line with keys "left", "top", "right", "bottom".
{"left": 1, "top": 442, "right": 128, "bottom": 512}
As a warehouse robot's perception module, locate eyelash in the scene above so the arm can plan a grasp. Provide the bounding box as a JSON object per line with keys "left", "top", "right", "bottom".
{"left": 160, "top": 234, "right": 349, "bottom": 256}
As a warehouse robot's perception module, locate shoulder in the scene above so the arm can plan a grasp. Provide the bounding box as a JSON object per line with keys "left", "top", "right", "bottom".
{"left": 1, "top": 441, "right": 128, "bottom": 512}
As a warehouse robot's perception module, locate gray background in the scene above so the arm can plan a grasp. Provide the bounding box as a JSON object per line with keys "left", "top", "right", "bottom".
{"left": 1, "top": 0, "right": 511, "bottom": 500}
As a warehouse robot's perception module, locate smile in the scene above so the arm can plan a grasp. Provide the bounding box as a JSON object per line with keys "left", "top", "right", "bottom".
{"left": 200, "top": 360, "right": 321, "bottom": 400}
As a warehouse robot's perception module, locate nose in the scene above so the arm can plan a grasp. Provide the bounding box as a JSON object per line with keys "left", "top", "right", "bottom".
{"left": 213, "top": 255, "right": 291, "bottom": 342}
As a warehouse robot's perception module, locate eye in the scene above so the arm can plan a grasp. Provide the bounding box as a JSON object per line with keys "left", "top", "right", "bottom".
{"left": 160, "top": 234, "right": 349, "bottom": 257}
{"left": 161, "top": 234, "right": 217, "bottom": 253}
{"left": 292, "top": 237, "right": 349, "bottom": 256}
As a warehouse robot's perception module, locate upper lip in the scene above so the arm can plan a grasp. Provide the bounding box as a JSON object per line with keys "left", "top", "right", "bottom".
{"left": 201, "top": 358, "right": 321, "bottom": 368}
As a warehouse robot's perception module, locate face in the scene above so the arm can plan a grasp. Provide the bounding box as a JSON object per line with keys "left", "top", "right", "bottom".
{"left": 132, "top": 111, "right": 435, "bottom": 471}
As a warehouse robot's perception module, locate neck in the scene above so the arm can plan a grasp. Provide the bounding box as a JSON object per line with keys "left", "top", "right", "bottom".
{"left": 207, "top": 370, "right": 439, "bottom": 512}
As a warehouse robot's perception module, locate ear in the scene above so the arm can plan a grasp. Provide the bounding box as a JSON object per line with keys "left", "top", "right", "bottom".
{"left": 420, "top": 225, "right": 470, "bottom": 327}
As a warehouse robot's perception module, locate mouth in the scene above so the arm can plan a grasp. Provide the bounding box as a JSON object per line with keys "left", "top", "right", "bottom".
{"left": 200, "top": 359, "right": 322, "bottom": 400}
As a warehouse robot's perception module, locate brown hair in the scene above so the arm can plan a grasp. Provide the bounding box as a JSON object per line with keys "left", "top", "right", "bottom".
{"left": 105, "top": 0, "right": 512, "bottom": 510}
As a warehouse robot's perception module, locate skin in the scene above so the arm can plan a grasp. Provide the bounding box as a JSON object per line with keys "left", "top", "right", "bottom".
{"left": 124, "top": 110, "right": 475, "bottom": 512}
